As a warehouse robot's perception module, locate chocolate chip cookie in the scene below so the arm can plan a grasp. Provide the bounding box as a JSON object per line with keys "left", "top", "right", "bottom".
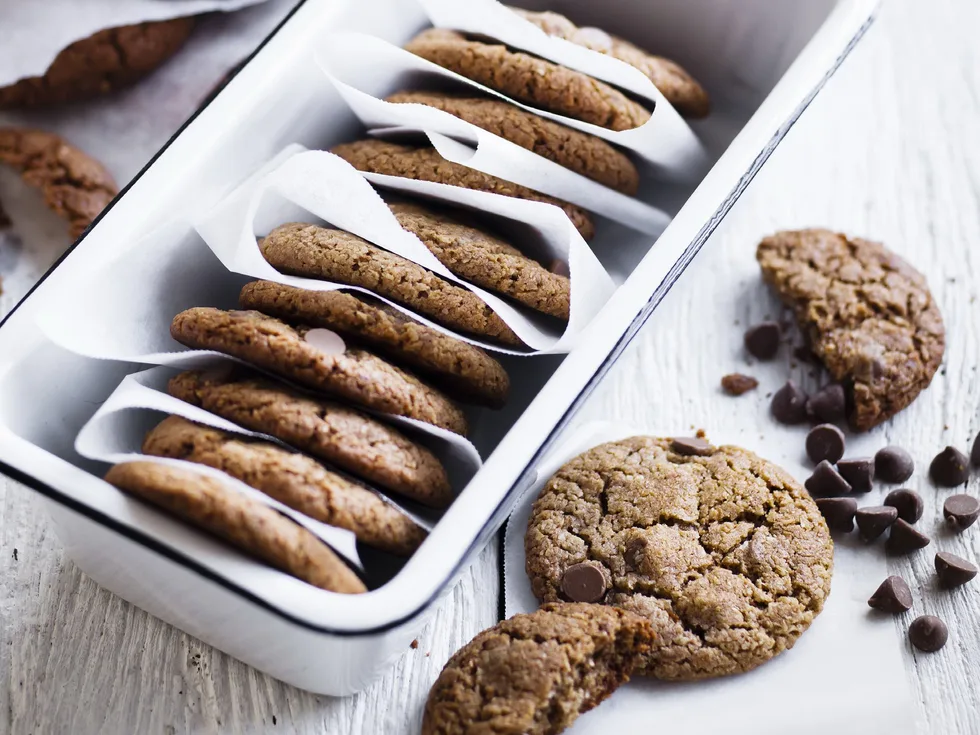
{"left": 405, "top": 28, "right": 650, "bottom": 132}
{"left": 330, "top": 139, "right": 595, "bottom": 241}
{"left": 260, "top": 221, "right": 523, "bottom": 347}
{"left": 142, "top": 416, "right": 427, "bottom": 556}
{"left": 511, "top": 8, "right": 711, "bottom": 119}
{"left": 422, "top": 602, "right": 655, "bottom": 735}
{"left": 0, "top": 18, "right": 196, "bottom": 109}
{"left": 239, "top": 280, "right": 510, "bottom": 407}
{"left": 757, "top": 230, "right": 945, "bottom": 431}
{"left": 0, "top": 128, "right": 117, "bottom": 238}
{"left": 525, "top": 436, "right": 833, "bottom": 681}
{"left": 389, "top": 201, "right": 571, "bottom": 320}
{"left": 170, "top": 308, "right": 468, "bottom": 436}
{"left": 385, "top": 91, "right": 639, "bottom": 194}
{"left": 168, "top": 368, "right": 452, "bottom": 507}
{"left": 105, "top": 461, "right": 366, "bottom": 594}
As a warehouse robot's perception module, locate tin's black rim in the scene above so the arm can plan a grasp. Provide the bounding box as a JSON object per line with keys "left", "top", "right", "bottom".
{"left": 0, "top": 6, "right": 877, "bottom": 638}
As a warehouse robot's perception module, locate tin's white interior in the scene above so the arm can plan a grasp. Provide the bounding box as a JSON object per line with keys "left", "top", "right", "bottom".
{"left": 0, "top": 0, "right": 872, "bottom": 636}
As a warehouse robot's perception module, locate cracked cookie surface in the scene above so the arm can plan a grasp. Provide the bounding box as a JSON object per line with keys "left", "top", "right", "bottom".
{"left": 0, "top": 18, "right": 196, "bottom": 109}
{"left": 0, "top": 128, "right": 117, "bottom": 238}
{"left": 422, "top": 602, "right": 654, "bottom": 735}
{"left": 757, "top": 229, "right": 945, "bottom": 431}
{"left": 525, "top": 436, "right": 833, "bottom": 681}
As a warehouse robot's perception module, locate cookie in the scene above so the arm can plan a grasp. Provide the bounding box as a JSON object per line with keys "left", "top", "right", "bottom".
{"left": 385, "top": 91, "right": 639, "bottom": 194}
{"left": 104, "top": 461, "right": 366, "bottom": 594}
{"left": 422, "top": 602, "right": 654, "bottom": 735}
{"left": 170, "top": 308, "right": 468, "bottom": 436}
{"left": 168, "top": 368, "right": 452, "bottom": 507}
{"left": 757, "top": 230, "right": 945, "bottom": 431}
{"left": 259, "top": 221, "right": 523, "bottom": 347}
{"left": 0, "top": 18, "right": 196, "bottom": 109}
{"left": 405, "top": 28, "right": 650, "bottom": 132}
{"left": 525, "top": 436, "right": 833, "bottom": 681}
{"left": 389, "top": 201, "right": 571, "bottom": 320}
{"left": 0, "top": 128, "right": 117, "bottom": 238}
{"left": 330, "top": 139, "right": 595, "bottom": 241}
{"left": 142, "top": 416, "right": 427, "bottom": 556}
{"left": 239, "top": 280, "right": 510, "bottom": 407}
{"left": 511, "top": 8, "right": 711, "bottom": 119}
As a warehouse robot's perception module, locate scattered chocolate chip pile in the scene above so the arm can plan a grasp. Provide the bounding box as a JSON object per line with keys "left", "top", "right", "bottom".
{"left": 720, "top": 373, "right": 758, "bottom": 396}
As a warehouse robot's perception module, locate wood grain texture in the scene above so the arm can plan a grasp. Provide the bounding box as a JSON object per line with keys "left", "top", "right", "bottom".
{"left": 2, "top": 0, "right": 980, "bottom": 733}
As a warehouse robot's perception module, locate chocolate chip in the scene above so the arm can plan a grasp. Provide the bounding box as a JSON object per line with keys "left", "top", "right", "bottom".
{"left": 744, "top": 321, "right": 781, "bottom": 360}
{"left": 806, "top": 384, "right": 846, "bottom": 424}
{"left": 884, "top": 489, "right": 924, "bottom": 524}
{"left": 805, "top": 424, "right": 846, "bottom": 464}
{"left": 875, "top": 446, "right": 914, "bottom": 483}
{"left": 793, "top": 345, "right": 819, "bottom": 364}
{"left": 930, "top": 446, "right": 970, "bottom": 487}
{"left": 972, "top": 433, "right": 980, "bottom": 467}
{"left": 670, "top": 437, "right": 713, "bottom": 457}
{"left": 943, "top": 494, "right": 980, "bottom": 530}
{"left": 837, "top": 457, "right": 875, "bottom": 493}
{"left": 855, "top": 505, "right": 898, "bottom": 542}
{"left": 815, "top": 497, "right": 858, "bottom": 532}
{"left": 806, "top": 461, "right": 852, "bottom": 497}
{"left": 887, "top": 518, "right": 931, "bottom": 555}
{"left": 935, "top": 551, "right": 978, "bottom": 588}
{"left": 909, "top": 615, "right": 948, "bottom": 652}
{"left": 549, "top": 259, "right": 570, "bottom": 278}
{"left": 867, "top": 576, "right": 913, "bottom": 613}
{"left": 771, "top": 380, "right": 808, "bottom": 425}
{"left": 721, "top": 373, "right": 759, "bottom": 396}
{"left": 561, "top": 562, "right": 608, "bottom": 602}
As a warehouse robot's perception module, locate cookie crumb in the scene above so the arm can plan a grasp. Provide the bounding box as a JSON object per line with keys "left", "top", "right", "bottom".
{"left": 410, "top": 639, "right": 419, "bottom": 649}
{"left": 721, "top": 373, "right": 758, "bottom": 396}
{"left": 12, "top": 548, "right": 17, "bottom": 561}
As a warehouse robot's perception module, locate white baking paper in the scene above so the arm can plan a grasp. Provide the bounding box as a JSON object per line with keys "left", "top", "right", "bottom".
{"left": 397, "top": 0, "right": 709, "bottom": 177}
{"left": 504, "top": 422, "right": 919, "bottom": 735}
{"left": 316, "top": 36, "right": 670, "bottom": 234}
{"left": 193, "top": 146, "right": 616, "bottom": 355}
{"left": 0, "top": 0, "right": 272, "bottom": 89}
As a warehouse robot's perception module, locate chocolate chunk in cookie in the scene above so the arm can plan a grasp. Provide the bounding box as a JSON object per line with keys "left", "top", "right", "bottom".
{"left": 260, "top": 222, "right": 523, "bottom": 347}
{"left": 170, "top": 308, "right": 467, "bottom": 436}
{"left": 757, "top": 230, "right": 945, "bottom": 431}
{"left": 405, "top": 29, "right": 650, "bottom": 132}
{"left": 0, "top": 19, "right": 196, "bottom": 109}
{"left": 143, "top": 416, "right": 427, "bottom": 555}
{"left": 422, "top": 603, "right": 654, "bottom": 735}
{"left": 386, "top": 91, "right": 640, "bottom": 193}
{"left": 332, "top": 139, "right": 595, "bottom": 240}
{"left": 168, "top": 368, "right": 452, "bottom": 507}
{"left": 0, "top": 128, "right": 117, "bottom": 238}
{"left": 239, "top": 281, "right": 510, "bottom": 407}
{"left": 105, "top": 461, "right": 366, "bottom": 594}
{"left": 525, "top": 436, "right": 833, "bottom": 680}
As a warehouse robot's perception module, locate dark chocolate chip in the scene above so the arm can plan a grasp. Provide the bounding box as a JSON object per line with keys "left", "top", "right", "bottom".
{"left": 670, "top": 437, "right": 713, "bottom": 457}
{"left": 806, "top": 384, "right": 846, "bottom": 424}
{"left": 909, "top": 615, "right": 948, "bottom": 652}
{"left": 867, "top": 576, "right": 913, "bottom": 613}
{"left": 721, "top": 373, "right": 759, "bottom": 396}
{"left": 884, "top": 489, "right": 924, "bottom": 524}
{"left": 549, "top": 259, "right": 570, "bottom": 278}
{"left": 806, "top": 461, "right": 852, "bottom": 497}
{"left": 930, "top": 446, "right": 970, "bottom": 487}
{"left": 744, "top": 321, "right": 781, "bottom": 360}
{"left": 838, "top": 457, "right": 875, "bottom": 493}
{"left": 972, "top": 433, "right": 980, "bottom": 467}
{"left": 935, "top": 551, "right": 978, "bottom": 588}
{"left": 943, "top": 494, "right": 980, "bottom": 530}
{"left": 875, "top": 446, "right": 914, "bottom": 483}
{"left": 887, "top": 518, "right": 931, "bottom": 555}
{"left": 805, "top": 424, "right": 846, "bottom": 464}
{"left": 560, "top": 562, "right": 608, "bottom": 602}
{"left": 793, "top": 345, "right": 820, "bottom": 364}
{"left": 815, "top": 497, "right": 858, "bottom": 532}
{"left": 855, "top": 505, "right": 899, "bottom": 542}
{"left": 771, "top": 380, "right": 808, "bottom": 425}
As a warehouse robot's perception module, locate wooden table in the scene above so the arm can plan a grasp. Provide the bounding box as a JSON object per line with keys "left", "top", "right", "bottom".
{"left": 2, "top": 0, "right": 978, "bottom": 732}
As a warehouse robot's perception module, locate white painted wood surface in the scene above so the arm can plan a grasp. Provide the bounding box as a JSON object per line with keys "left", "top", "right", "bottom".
{"left": 2, "top": 0, "right": 979, "bottom": 732}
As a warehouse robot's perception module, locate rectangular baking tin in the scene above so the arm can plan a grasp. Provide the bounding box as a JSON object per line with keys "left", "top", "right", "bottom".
{"left": 0, "top": 0, "right": 879, "bottom": 695}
